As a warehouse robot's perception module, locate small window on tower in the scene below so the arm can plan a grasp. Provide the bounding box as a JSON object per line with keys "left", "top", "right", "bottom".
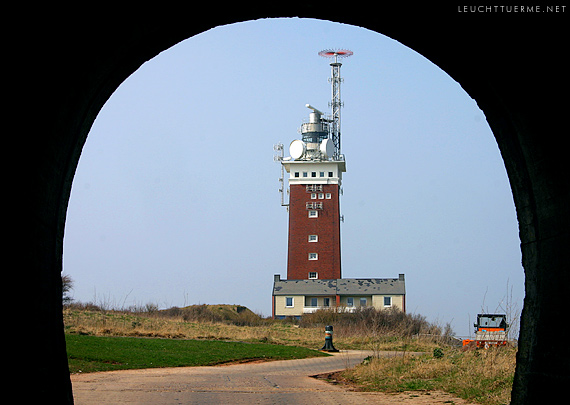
{"left": 308, "top": 210, "right": 318, "bottom": 218}
{"left": 308, "top": 253, "right": 318, "bottom": 260}
{"left": 311, "top": 193, "right": 317, "bottom": 199}
{"left": 309, "top": 272, "right": 318, "bottom": 279}
{"left": 318, "top": 193, "right": 324, "bottom": 199}
{"left": 325, "top": 193, "right": 331, "bottom": 199}
{"left": 308, "top": 235, "right": 318, "bottom": 242}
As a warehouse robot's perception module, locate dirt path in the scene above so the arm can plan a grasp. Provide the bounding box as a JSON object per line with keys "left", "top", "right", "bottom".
{"left": 71, "top": 350, "right": 475, "bottom": 404}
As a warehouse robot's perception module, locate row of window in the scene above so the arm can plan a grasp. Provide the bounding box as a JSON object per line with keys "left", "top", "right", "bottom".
{"left": 306, "top": 202, "right": 323, "bottom": 210}
{"left": 294, "top": 171, "right": 334, "bottom": 178}
{"left": 311, "top": 193, "right": 331, "bottom": 199}
{"left": 285, "top": 296, "right": 393, "bottom": 307}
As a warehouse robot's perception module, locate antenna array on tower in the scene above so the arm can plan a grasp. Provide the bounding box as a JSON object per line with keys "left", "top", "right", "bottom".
{"left": 274, "top": 49, "right": 352, "bottom": 209}
{"left": 318, "top": 49, "right": 353, "bottom": 160}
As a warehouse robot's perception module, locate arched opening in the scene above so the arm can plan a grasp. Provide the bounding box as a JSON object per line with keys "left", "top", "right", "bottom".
{"left": 24, "top": 7, "right": 567, "bottom": 404}
{"left": 64, "top": 17, "right": 523, "bottom": 340}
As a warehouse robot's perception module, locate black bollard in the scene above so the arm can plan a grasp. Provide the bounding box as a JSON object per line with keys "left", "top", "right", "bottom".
{"left": 320, "top": 325, "right": 339, "bottom": 352}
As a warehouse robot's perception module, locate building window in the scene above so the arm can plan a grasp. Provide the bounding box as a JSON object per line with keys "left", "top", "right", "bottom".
{"left": 360, "top": 298, "right": 367, "bottom": 307}
{"left": 286, "top": 297, "right": 294, "bottom": 307}
{"left": 311, "top": 193, "right": 317, "bottom": 199}
{"left": 347, "top": 297, "right": 354, "bottom": 307}
{"left": 294, "top": 172, "right": 299, "bottom": 177}
{"left": 328, "top": 171, "right": 333, "bottom": 177}
{"left": 325, "top": 193, "right": 331, "bottom": 199}
{"left": 311, "top": 172, "right": 317, "bottom": 177}
{"left": 318, "top": 193, "right": 324, "bottom": 199}
{"left": 309, "top": 210, "right": 318, "bottom": 218}
{"left": 384, "top": 296, "right": 392, "bottom": 307}
{"left": 320, "top": 171, "right": 325, "bottom": 177}
{"left": 308, "top": 253, "right": 318, "bottom": 260}
{"left": 303, "top": 172, "right": 308, "bottom": 177}
{"left": 310, "top": 297, "right": 318, "bottom": 307}
{"left": 308, "top": 271, "right": 318, "bottom": 279}
{"left": 308, "top": 235, "right": 318, "bottom": 242}
{"left": 323, "top": 297, "right": 330, "bottom": 307}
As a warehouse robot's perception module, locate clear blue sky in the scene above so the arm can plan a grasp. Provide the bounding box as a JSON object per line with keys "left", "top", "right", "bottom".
{"left": 63, "top": 18, "right": 524, "bottom": 337}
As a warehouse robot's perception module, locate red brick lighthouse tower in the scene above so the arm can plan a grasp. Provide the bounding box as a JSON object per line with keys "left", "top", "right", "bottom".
{"left": 276, "top": 50, "right": 352, "bottom": 281}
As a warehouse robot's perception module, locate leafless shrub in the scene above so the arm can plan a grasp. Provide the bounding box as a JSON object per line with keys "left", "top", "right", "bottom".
{"left": 300, "top": 307, "right": 447, "bottom": 338}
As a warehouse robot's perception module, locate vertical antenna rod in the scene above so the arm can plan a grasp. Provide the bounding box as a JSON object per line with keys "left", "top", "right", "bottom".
{"left": 318, "top": 49, "right": 353, "bottom": 160}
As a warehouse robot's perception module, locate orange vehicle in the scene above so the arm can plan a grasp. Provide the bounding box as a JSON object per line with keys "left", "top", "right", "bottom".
{"left": 462, "top": 313, "right": 509, "bottom": 348}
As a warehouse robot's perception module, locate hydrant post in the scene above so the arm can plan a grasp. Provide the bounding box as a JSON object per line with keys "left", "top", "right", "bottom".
{"left": 320, "top": 325, "right": 339, "bottom": 352}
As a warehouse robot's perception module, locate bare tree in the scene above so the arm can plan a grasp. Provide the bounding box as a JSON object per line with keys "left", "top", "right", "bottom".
{"left": 62, "top": 274, "right": 74, "bottom": 304}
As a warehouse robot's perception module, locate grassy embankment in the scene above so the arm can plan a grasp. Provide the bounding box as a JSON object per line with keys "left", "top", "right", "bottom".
{"left": 64, "top": 303, "right": 448, "bottom": 351}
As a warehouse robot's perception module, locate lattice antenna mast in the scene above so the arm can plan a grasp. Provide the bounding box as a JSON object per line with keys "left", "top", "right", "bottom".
{"left": 319, "top": 49, "right": 353, "bottom": 160}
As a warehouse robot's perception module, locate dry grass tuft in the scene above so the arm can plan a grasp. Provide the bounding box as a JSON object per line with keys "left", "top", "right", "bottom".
{"left": 343, "top": 346, "right": 516, "bottom": 405}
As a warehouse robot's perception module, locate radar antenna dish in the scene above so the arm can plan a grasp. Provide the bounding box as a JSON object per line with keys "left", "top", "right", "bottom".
{"left": 318, "top": 49, "right": 354, "bottom": 59}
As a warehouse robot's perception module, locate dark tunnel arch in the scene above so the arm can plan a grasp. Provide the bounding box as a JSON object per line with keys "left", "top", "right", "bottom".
{"left": 23, "top": 6, "right": 568, "bottom": 404}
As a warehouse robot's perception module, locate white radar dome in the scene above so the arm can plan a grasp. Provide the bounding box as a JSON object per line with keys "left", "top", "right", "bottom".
{"left": 290, "top": 139, "right": 306, "bottom": 160}
{"left": 320, "top": 138, "right": 334, "bottom": 159}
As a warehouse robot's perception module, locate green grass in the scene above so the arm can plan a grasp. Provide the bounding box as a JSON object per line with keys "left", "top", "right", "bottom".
{"left": 66, "top": 334, "right": 329, "bottom": 373}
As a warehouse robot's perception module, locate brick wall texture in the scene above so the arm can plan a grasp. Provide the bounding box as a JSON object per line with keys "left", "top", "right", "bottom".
{"left": 287, "top": 183, "right": 341, "bottom": 280}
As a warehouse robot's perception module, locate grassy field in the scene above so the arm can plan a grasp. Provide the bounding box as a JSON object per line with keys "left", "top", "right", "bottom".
{"left": 66, "top": 334, "right": 329, "bottom": 374}
{"left": 64, "top": 304, "right": 516, "bottom": 404}
{"left": 64, "top": 307, "right": 326, "bottom": 349}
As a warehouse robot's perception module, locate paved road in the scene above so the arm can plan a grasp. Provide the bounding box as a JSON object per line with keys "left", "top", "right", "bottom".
{"left": 70, "top": 350, "right": 472, "bottom": 404}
